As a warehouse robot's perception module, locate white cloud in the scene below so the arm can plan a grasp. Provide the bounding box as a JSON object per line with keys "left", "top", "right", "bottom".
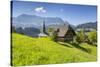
{"left": 34, "top": 7, "right": 46, "bottom": 13}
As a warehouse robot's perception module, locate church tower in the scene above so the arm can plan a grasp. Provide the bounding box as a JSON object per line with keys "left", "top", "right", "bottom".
{"left": 38, "top": 21, "right": 48, "bottom": 37}
{"left": 43, "top": 21, "right": 46, "bottom": 34}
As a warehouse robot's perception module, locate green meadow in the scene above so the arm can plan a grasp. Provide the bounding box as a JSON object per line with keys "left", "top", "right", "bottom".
{"left": 12, "top": 33, "right": 97, "bottom": 66}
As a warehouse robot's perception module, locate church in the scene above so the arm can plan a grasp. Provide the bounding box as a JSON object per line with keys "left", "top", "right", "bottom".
{"left": 38, "top": 21, "right": 48, "bottom": 37}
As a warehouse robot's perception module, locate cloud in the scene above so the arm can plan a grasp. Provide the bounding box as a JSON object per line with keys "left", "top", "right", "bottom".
{"left": 34, "top": 7, "right": 46, "bottom": 13}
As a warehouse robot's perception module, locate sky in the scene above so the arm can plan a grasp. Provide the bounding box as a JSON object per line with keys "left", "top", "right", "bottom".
{"left": 11, "top": 1, "right": 97, "bottom": 25}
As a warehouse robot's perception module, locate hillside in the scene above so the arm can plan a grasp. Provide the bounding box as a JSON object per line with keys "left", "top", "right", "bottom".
{"left": 12, "top": 33, "right": 97, "bottom": 66}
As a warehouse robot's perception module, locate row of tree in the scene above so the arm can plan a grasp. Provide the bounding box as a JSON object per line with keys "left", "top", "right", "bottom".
{"left": 74, "top": 30, "right": 97, "bottom": 46}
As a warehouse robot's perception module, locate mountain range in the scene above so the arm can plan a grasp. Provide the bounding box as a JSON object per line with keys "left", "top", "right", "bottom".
{"left": 12, "top": 14, "right": 64, "bottom": 28}
{"left": 12, "top": 14, "right": 97, "bottom": 37}
{"left": 76, "top": 21, "right": 97, "bottom": 30}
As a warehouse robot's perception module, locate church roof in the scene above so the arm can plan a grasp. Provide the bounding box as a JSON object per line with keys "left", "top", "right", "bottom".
{"left": 38, "top": 33, "right": 47, "bottom": 37}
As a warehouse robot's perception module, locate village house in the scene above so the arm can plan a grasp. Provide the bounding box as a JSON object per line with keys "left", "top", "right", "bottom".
{"left": 55, "top": 24, "right": 76, "bottom": 41}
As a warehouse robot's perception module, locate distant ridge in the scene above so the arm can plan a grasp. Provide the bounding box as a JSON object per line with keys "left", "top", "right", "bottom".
{"left": 12, "top": 14, "right": 65, "bottom": 28}
{"left": 76, "top": 21, "right": 97, "bottom": 30}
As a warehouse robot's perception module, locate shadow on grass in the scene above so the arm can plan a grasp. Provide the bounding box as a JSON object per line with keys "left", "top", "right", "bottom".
{"left": 87, "top": 43, "right": 97, "bottom": 47}
{"left": 69, "top": 42, "right": 91, "bottom": 53}
{"left": 57, "top": 41, "right": 91, "bottom": 53}
{"left": 57, "top": 42, "right": 73, "bottom": 48}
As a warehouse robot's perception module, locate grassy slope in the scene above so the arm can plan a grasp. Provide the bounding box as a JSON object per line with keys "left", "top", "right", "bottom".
{"left": 12, "top": 33, "right": 97, "bottom": 66}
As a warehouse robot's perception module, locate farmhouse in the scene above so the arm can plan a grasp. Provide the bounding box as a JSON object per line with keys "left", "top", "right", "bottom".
{"left": 55, "top": 24, "right": 76, "bottom": 41}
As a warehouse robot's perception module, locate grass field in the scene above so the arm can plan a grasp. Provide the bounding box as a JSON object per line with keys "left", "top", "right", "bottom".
{"left": 12, "top": 33, "right": 97, "bottom": 66}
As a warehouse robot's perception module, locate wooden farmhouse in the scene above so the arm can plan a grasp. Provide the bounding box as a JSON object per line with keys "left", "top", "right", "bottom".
{"left": 55, "top": 24, "right": 76, "bottom": 41}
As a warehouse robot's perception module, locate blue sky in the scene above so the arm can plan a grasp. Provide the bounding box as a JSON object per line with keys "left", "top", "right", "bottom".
{"left": 11, "top": 1, "right": 97, "bottom": 25}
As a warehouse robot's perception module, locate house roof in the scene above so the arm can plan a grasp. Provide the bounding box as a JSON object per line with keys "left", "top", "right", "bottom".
{"left": 57, "top": 24, "right": 68, "bottom": 37}
{"left": 56, "top": 24, "right": 75, "bottom": 37}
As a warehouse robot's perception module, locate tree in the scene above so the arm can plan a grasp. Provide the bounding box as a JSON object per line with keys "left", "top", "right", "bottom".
{"left": 11, "top": 26, "right": 16, "bottom": 33}
{"left": 75, "top": 30, "right": 86, "bottom": 44}
{"left": 87, "top": 30, "right": 97, "bottom": 45}
{"left": 16, "top": 27, "right": 24, "bottom": 34}
{"left": 52, "top": 29, "right": 59, "bottom": 42}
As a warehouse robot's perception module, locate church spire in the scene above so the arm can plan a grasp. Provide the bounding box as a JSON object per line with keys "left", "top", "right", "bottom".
{"left": 43, "top": 21, "right": 46, "bottom": 33}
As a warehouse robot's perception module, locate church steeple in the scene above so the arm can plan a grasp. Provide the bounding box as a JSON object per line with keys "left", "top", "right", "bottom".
{"left": 38, "top": 21, "right": 47, "bottom": 37}
{"left": 43, "top": 21, "right": 46, "bottom": 33}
